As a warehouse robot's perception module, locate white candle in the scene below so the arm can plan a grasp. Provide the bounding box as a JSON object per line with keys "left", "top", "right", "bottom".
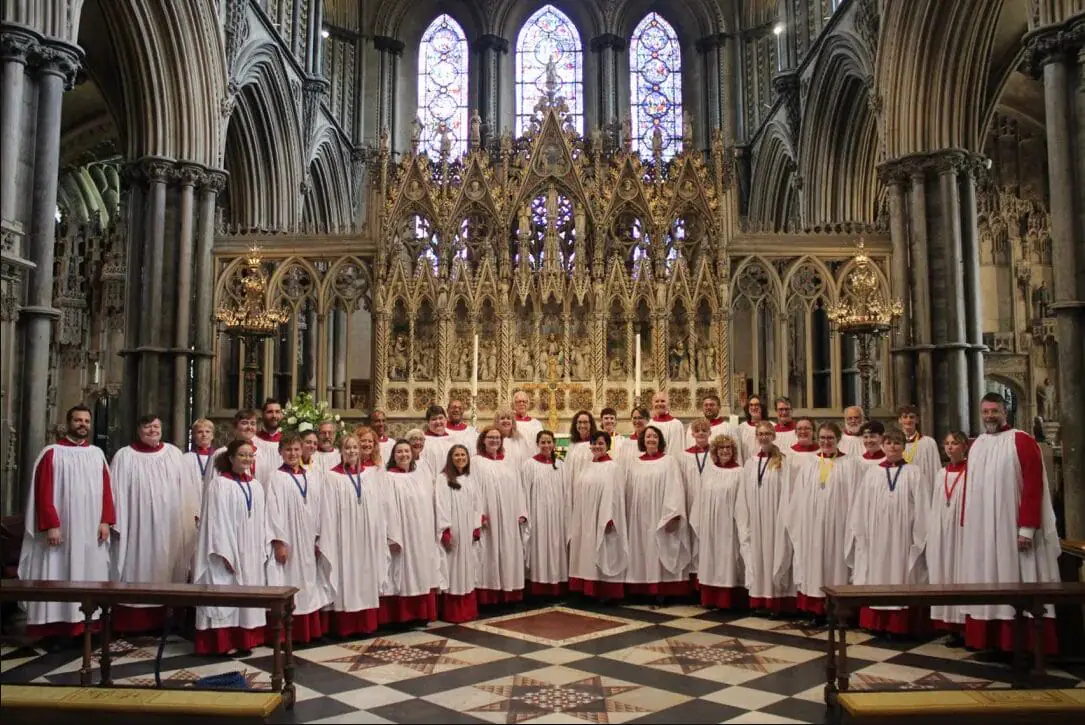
{"left": 471, "top": 333, "right": 479, "bottom": 398}
{"left": 634, "top": 332, "right": 642, "bottom": 401}
{"left": 93, "top": 361, "right": 101, "bottom": 385}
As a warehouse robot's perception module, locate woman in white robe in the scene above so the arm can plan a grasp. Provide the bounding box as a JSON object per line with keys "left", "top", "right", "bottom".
{"left": 382, "top": 440, "right": 442, "bottom": 624}
{"left": 859, "top": 421, "right": 887, "bottom": 468}
{"left": 927, "top": 431, "right": 969, "bottom": 643}
{"left": 788, "top": 418, "right": 820, "bottom": 468}
{"left": 266, "top": 434, "right": 334, "bottom": 643}
{"left": 435, "top": 444, "right": 483, "bottom": 622}
{"left": 473, "top": 425, "right": 530, "bottom": 605}
{"left": 737, "top": 395, "right": 768, "bottom": 463}
{"left": 418, "top": 405, "right": 456, "bottom": 478}
{"left": 179, "top": 418, "right": 215, "bottom": 581}
{"left": 568, "top": 431, "right": 628, "bottom": 601}
{"left": 521, "top": 431, "right": 567, "bottom": 596}
{"left": 692, "top": 435, "right": 745, "bottom": 609}
{"left": 193, "top": 439, "right": 271, "bottom": 655}
{"left": 678, "top": 419, "right": 711, "bottom": 581}
{"left": 614, "top": 407, "right": 649, "bottom": 467}
{"left": 563, "top": 410, "right": 597, "bottom": 490}
{"left": 624, "top": 426, "right": 690, "bottom": 598}
{"left": 735, "top": 422, "right": 796, "bottom": 615}
{"left": 496, "top": 410, "right": 533, "bottom": 472}
{"left": 320, "top": 431, "right": 388, "bottom": 637}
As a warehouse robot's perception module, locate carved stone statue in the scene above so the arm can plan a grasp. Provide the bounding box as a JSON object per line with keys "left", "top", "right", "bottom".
{"left": 697, "top": 345, "right": 716, "bottom": 380}
{"left": 469, "top": 109, "right": 481, "bottom": 149}
{"left": 438, "top": 122, "right": 452, "bottom": 157}
{"left": 569, "top": 346, "right": 588, "bottom": 380}
{"left": 391, "top": 334, "right": 409, "bottom": 380}
{"left": 1032, "top": 282, "right": 1051, "bottom": 321}
{"left": 682, "top": 112, "right": 693, "bottom": 148}
{"left": 608, "top": 354, "right": 625, "bottom": 378}
{"left": 515, "top": 340, "right": 534, "bottom": 380}
{"left": 1038, "top": 377, "right": 1056, "bottom": 420}
{"left": 410, "top": 115, "right": 423, "bottom": 149}
{"left": 669, "top": 340, "right": 690, "bottom": 380}
{"left": 651, "top": 125, "right": 663, "bottom": 156}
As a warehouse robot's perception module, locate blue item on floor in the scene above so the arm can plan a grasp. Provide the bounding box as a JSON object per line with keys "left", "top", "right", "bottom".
{"left": 153, "top": 607, "right": 248, "bottom": 690}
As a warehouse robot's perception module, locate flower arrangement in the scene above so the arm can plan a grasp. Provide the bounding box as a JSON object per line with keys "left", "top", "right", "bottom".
{"left": 281, "top": 392, "right": 342, "bottom": 436}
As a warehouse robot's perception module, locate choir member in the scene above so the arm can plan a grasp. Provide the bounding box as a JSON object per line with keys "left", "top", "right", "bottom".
{"left": 786, "top": 421, "right": 859, "bottom": 621}
{"left": 679, "top": 419, "right": 711, "bottom": 579}
{"left": 564, "top": 410, "right": 598, "bottom": 484}
{"left": 737, "top": 395, "right": 766, "bottom": 462}
{"left": 320, "top": 431, "right": 387, "bottom": 637}
{"left": 847, "top": 428, "right": 929, "bottom": 636}
{"left": 568, "top": 431, "right": 628, "bottom": 601}
{"left": 311, "top": 420, "right": 341, "bottom": 476}
{"left": 420, "top": 405, "right": 455, "bottom": 476}
{"left": 204, "top": 409, "right": 259, "bottom": 484}
{"left": 18, "top": 405, "right": 114, "bottom": 646}
{"left": 179, "top": 418, "right": 215, "bottom": 576}
{"left": 624, "top": 425, "right": 690, "bottom": 598}
{"left": 927, "top": 431, "right": 969, "bottom": 645}
{"left": 859, "top": 421, "right": 886, "bottom": 466}
{"left": 840, "top": 406, "right": 866, "bottom": 457}
{"left": 194, "top": 439, "right": 269, "bottom": 655}
{"left": 736, "top": 421, "right": 796, "bottom": 615}
{"left": 473, "top": 426, "right": 530, "bottom": 605}
{"left": 370, "top": 409, "right": 395, "bottom": 464}
{"left": 687, "top": 395, "right": 736, "bottom": 459}
{"left": 382, "top": 440, "right": 441, "bottom": 625}
{"left": 521, "top": 430, "right": 567, "bottom": 596}
{"left": 691, "top": 435, "right": 745, "bottom": 609}
{"left": 772, "top": 397, "right": 798, "bottom": 449}
{"left": 897, "top": 405, "right": 940, "bottom": 498}
{"left": 253, "top": 398, "right": 284, "bottom": 482}
{"left": 436, "top": 445, "right": 483, "bottom": 622}
{"left": 513, "top": 391, "right": 544, "bottom": 445}
{"left": 599, "top": 407, "right": 618, "bottom": 437}
{"left": 406, "top": 428, "right": 425, "bottom": 464}
{"left": 495, "top": 409, "right": 532, "bottom": 471}
{"left": 109, "top": 414, "right": 188, "bottom": 633}
{"left": 789, "top": 417, "right": 820, "bottom": 467}
{"left": 615, "top": 407, "right": 649, "bottom": 465}
{"left": 446, "top": 399, "right": 478, "bottom": 448}
{"left": 960, "top": 393, "right": 1061, "bottom": 655}
{"left": 266, "top": 433, "right": 333, "bottom": 643}
{"left": 649, "top": 392, "right": 686, "bottom": 455}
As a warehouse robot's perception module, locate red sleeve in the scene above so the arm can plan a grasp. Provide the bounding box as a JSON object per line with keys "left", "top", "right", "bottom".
{"left": 33, "top": 449, "right": 60, "bottom": 531}
{"left": 1014, "top": 431, "right": 1043, "bottom": 529}
{"left": 100, "top": 462, "right": 116, "bottom": 526}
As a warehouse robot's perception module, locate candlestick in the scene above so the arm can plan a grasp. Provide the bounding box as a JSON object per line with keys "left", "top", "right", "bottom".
{"left": 471, "top": 333, "right": 479, "bottom": 399}
{"left": 634, "top": 332, "right": 642, "bottom": 403}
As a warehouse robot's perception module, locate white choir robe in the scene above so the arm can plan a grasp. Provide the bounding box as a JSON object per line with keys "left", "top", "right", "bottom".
{"left": 624, "top": 453, "right": 691, "bottom": 596}
{"left": 180, "top": 447, "right": 213, "bottom": 576}
{"left": 193, "top": 472, "right": 271, "bottom": 654}
{"left": 18, "top": 439, "right": 114, "bottom": 638}
{"left": 772, "top": 423, "right": 798, "bottom": 451}
{"left": 473, "top": 454, "right": 530, "bottom": 604}
{"left": 788, "top": 443, "right": 819, "bottom": 470}
{"left": 515, "top": 416, "right": 544, "bottom": 449}
{"left": 320, "top": 463, "right": 389, "bottom": 636}
{"left": 649, "top": 415, "right": 686, "bottom": 456}
{"left": 109, "top": 442, "right": 188, "bottom": 633}
{"left": 859, "top": 451, "right": 886, "bottom": 469}
{"left": 615, "top": 435, "right": 643, "bottom": 472}
{"left": 677, "top": 447, "right": 711, "bottom": 574}
{"left": 903, "top": 433, "right": 941, "bottom": 501}
{"left": 446, "top": 422, "right": 479, "bottom": 450}
{"left": 520, "top": 456, "right": 567, "bottom": 594}
{"left": 204, "top": 445, "right": 258, "bottom": 485}
{"left": 927, "top": 462, "right": 968, "bottom": 628}
{"left": 502, "top": 434, "right": 534, "bottom": 473}
{"left": 253, "top": 432, "right": 284, "bottom": 484}
{"left": 737, "top": 421, "right": 763, "bottom": 465}
{"left": 846, "top": 461, "right": 928, "bottom": 634}
{"left": 686, "top": 419, "right": 740, "bottom": 462}
{"left": 309, "top": 449, "right": 341, "bottom": 478}
{"left": 266, "top": 466, "right": 334, "bottom": 642}
{"left": 435, "top": 472, "right": 483, "bottom": 622}
{"left": 375, "top": 436, "right": 396, "bottom": 467}
{"left": 959, "top": 427, "right": 1060, "bottom": 654}
{"left": 690, "top": 462, "right": 745, "bottom": 608}
{"left": 563, "top": 440, "right": 594, "bottom": 487}
{"left": 839, "top": 432, "right": 865, "bottom": 458}
{"left": 382, "top": 468, "right": 442, "bottom": 623}
{"left": 735, "top": 454, "right": 796, "bottom": 612}
{"left": 421, "top": 432, "right": 456, "bottom": 479}
{"left": 786, "top": 452, "right": 860, "bottom": 614}
{"left": 568, "top": 456, "right": 628, "bottom": 599}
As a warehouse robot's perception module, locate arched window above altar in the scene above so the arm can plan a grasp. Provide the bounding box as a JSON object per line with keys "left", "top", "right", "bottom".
{"left": 630, "top": 13, "right": 682, "bottom": 160}
{"left": 418, "top": 14, "right": 469, "bottom": 158}
{"left": 516, "top": 5, "right": 583, "bottom": 135}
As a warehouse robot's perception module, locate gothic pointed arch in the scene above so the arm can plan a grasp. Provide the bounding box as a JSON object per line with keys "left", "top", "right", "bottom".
{"left": 514, "top": 4, "right": 586, "bottom": 135}
{"left": 748, "top": 121, "right": 798, "bottom": 232}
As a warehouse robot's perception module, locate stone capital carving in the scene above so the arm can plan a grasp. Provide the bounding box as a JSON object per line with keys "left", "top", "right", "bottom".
{"left": 304, "top": 76, "right": 330, "bottom": 95}
{"left": 695, "top": 33, "right": 726, "bottom": 53}
{"left": 1020, "top": 17, "right": 1085, "bottom": 77}
{"left": 178, "top": 163, "right": 204, "bottom": 187}
{"left": 590, "top": 34, "right": 626, "bottom": 53}
{"left": 373, "top": 35, "right": 405, "bottom": 56}
{"left": 203, "top": 169, "right": 228, "bottom": 194}
{"left": 29, "top": 42, "right": 81, "bottom": 88}
{"left": 878, "top": 149, "right": 978, "bottom": 183}
{"left": 140, "top": 157, "right": 175, "bottom": 185}
{"left": 474, "top": 34, "right": 509, "bottom": 54}
{"left": 0, "top": 27, "right": 38, "bottom": 63}
{"left": 772, "top": 71, "right": 801, "bottom": 138}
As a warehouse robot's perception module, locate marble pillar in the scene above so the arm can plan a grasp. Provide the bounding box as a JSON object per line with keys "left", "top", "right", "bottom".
{"left": 590, "top": 34, "right": 624, "bottom": 129}
{"left": 135, "top": 158, "right": 171, "bottom": 417}
{"left": 170, "top": 165, "right": 200, "bottom": 446}
{"left": 883, "top": 177, "right": 914, "bottom": 408}
{"left": 192, "top": 170, "right": 226, "bottom": 421}
{"left": 1025, "top": 16, "right": 1085, "bottom": 538}
{"left": 474, "top": 35, "right": 508, "bottom": 144}
{"left": 934, "top": 155, "right": 970, "bottom": 433}
{"left": 696, "top": 34, "right": 724, "bottom": 141}
{"left": 908, "top": 167, "right": 934, "bottom": 431}
{"left": 373, "top": 35, "right": 403, "bottom": 148}
{"left": 958, "top": 162, "right": 986, "bottom": 435}
{"left": 0, "top": 27, "right": 36, "bottom": 222}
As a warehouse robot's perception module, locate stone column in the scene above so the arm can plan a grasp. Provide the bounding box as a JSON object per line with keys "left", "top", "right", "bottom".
{"left": 19, "top": 40, "right": 79, "bottom": 502}
{"left": 881, "top": 174, "right": 914, "bottom": 408}
{"left": 474, "top": 34, "right": 508, "bottom": 144}
{"left": 959, "top": 160, "right": 986, "bottom": 435}
{"left": 332, "top": 308, "right": 347, "bottom": 409}
{"left": 1025, "top": 16, "right": 1085, "bottom": 538}
{"left": 373, "top": 35, "right": 404, "bottom": 148}
{"left": 135, "top": 158, "right": 172, "bottom": 416}
{"left": 192, "top": 170, "right": 225, "bottom": 420}
{"left": 0, "top": 26, "right": 37, "bottom": 222}
{"left": 169, "top": 165, "right": 200, "bottom": 445}
{"left": 907, "top": 167, "right": 935, "bottom": 429}
{"left": 590, "top": 34, "right": 624, "bottom": 129}
{"left": 933, "top": 154, "right": 970, "bottom": 434}
{"left": 696, "top": 34, "right": 723, "bottom": 140}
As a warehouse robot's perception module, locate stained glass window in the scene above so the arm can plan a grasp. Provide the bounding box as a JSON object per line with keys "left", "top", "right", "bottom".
{"left": 515, "top": 5, "right": 583, "bottom": 135}
{"left": 418, "top": 15, "right": 468, "bottom": 157}
{"left": 630, "top": 13, "right": 682, "bottom": 159}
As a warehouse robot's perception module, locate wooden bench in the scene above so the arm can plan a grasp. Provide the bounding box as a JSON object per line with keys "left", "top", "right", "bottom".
{"left": 837, "top": 688, "right": 1085, "bottom": 724}
{"left": 0, "top": 580, "right": 298, "bottom": 709}
{"left": 820, "top": 582, "right": 1085, "bottom": 709}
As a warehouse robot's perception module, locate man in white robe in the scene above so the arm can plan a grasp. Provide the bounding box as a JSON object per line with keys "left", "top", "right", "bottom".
{"left": 109, "top": 414, "right": 189, "bottom": 634}
{"left": 253, "top": 398, "right": 284, "bottom": 482}
{"left": 204, "top": 409, "right": 259, "bottom": 484}
{"left": 513, "top": 390, "right": 544, "bottom": 443}
{"left": 960, "top": 393, "right": 1061, "bottom": 654}
{"left": 839, "top": 406, "right": 866, "bottom": 457}
{"left": 772, "top": 397, "right": 798, "bottom": 449}
{"left": 445, "top": 399, "right": 478, "bottom": 449}
{"left": 421, "top": 404, "right": 456, "bottom": 475}
{"left": 686, "top": 394, "right": 737, "bottom": 457}
{"left": 180, "top": 418, "right": 215, "bottom": 575}
{"left": 898, "top": 404, "right": 940, "bottom": 499}
{"left": 370, "top": 409, "right": 395, "bottom": 464}
{"left": 859, "top": 421, "right": 886, "bottom": 467}
{"left": 649, "top": 392, "right": 686, "bottom": 456}
{"left": 19, "top": 405, "right": 114, "bottom": 645}
{"left": 310, "top": 422, "right": 341, "bottom": 476}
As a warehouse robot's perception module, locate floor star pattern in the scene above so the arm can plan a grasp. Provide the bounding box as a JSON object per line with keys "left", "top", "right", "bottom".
{"left": 471, "top": 674, "right": 648, "bottom": 723}
{"left": 322, "top": 637, "right": 474, "bottom": 674}
{"left": 639, "top": 636, "right": 793, "bottom": 674}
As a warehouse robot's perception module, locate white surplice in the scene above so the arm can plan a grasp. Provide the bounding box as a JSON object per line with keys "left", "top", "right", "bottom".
{"left": 735, "top": 454, "right": 795, "bottom": 603}
{"left": 689, "top": 463, "right": 744, "bottom": 590}
{"left": 649, "top": 416, "right": 686, "bottom": 456}
{"left": 420, "top": 432, "right": 456, "bottom": 479}
{"left": 788, "top": 444, "right": 819, "bottom": 470}
{"left": 320, "top": 464, "right": 389, "bottom": 615}
{"left": 252, "top": 433, "right": 284, "bottom": 485}
{"left": 109, "top": 443, "right": 188, "bottom": 592}
{"left": 194, "top": 473, "right": 271, "bottom": 632}
{"left": 435, "top": 472, "right": 483, "bottom": 596}
{"left": 520, "top": 456, "right": 567, "bottom": 587}
{"left": 473, "top": 455, "right": 530, "bottom": 594}
{"left": 445, "top": 423, "right": 479, "bottom": 451}
{"left": 737, "top": 421, "right": 762, "bottom": 465}
{"left": 903, "top": 433, "right": 941, "bottom": 501}
{"left": 180, "top": 448, "right": 213, "bottom": 574}
{"left": 309, "top": 450, "right": 341, "bottom": 478}
{"left": 502, "top": 434, "right": 533, "bottom": 473}
{"left": 515, "top": 417, "right": 544, "bottom": 449}
{"left": 677, "top": 447, "right": 711, "bottom": 572}
{"left": 568, "top": 457, "right": 628, "bottom": 585}
{"left": 18, "top": 440, "right": 113, "bottom": 629}
{"left": 384, "top": 469, "right": 443, "bottom": 596}
{"left": 772, "top": 424, "right": 798, "bottom": 451}
{"left": 624, "top": 455, "right": 690, "bottom": 584}
{"left": 927, "top": 462, "right": 968, "bottom": 624}
{"left": 839, "top": 433, "right": 865, "bottom": 458}
{"left": 265, "top": 467, "right": 334, "bottom": 616}
{"left": 563, "top": 440, "right": 594, "bottom": 486}
{"left": 686, "top": 420, "right": 739, "bottom": 462}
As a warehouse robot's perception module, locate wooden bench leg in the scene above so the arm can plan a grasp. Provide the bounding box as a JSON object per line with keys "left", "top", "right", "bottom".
{"left": 825, "top": 599, "right": 838, "bottom": 707}
{"left": 99, "top": 604, "right": 113, "bottom": 686}
{"left": 283, "top": 601, "right": 295, "bottom": 709}
{"left": 79, "top": 601, "right": 95, "bottom": 686}
{"left": 837, "top": 608, "right": 851, "bottom": 695}
{"left": 269, "top": 604, "right": 283, "bottom": 696}
{"left": 1032, "top": 604, "right": 1047, "bottom": 684}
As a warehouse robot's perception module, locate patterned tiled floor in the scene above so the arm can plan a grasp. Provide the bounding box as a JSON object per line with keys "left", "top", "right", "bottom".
{"left": 3, "top": 600, "right": 1082, "bottom": 724}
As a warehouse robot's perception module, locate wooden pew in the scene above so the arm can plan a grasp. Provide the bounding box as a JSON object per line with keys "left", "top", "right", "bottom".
{"left": 0, "top": 580, "right": 298, "bottom": 710}
{"left": 820, "top": 582, "right": 1085, "bottom": 710}
{"left": 837, "top": 688, "right": 1085, "bottom": 724}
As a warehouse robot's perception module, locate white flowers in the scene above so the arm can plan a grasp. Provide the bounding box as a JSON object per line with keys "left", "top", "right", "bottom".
{"left": 298, "top": 421, "right": 314, "bottom": 433}
{"left": 287, "top": 416, "right": 297, "bottom": 425}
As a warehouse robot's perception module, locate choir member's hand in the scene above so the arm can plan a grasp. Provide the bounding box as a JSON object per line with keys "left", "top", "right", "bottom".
{"left": 98, "top": 524, "right": 110, "bottom": 543}
{"left": 480, "top": 515, "right": 489, "bottom": 529}
{"left": 216, "top": 555, "right": 235, "bottom": 574}
{"left": 389, "top": 542, "right": 402, "bottom": 554}
{"left": 1017, "top": 535, "right": 1033, "bottom": 552}
{"left": 46, "top": 527, "right": 62, "bottom": 547}
{"left": 472, "top": 528, "right": 481, "bottom": 541}
{"left": 605, "top": 520, "right": 615, "bottom": 534}
{"left": 273, "top": 540, "right": 289, "bottom": 564}
{"left": 518, "top": 516, "right": 527, "bottom": 525}
{"left": 441, "top": 528, "right": 453, "bottom": 550}
{"left": 664, "top": 516, "right": 681, "bottom": 533}
{"left": 314, "top": 544, "right": 321, "bottom": 558}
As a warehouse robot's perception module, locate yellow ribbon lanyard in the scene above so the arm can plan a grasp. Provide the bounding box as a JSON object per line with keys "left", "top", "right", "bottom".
{"left": 904, "top": 437, "right": 918, "bottom": 464}
{"left": 818, "top": 454, "right": 835, "bottom": 488}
